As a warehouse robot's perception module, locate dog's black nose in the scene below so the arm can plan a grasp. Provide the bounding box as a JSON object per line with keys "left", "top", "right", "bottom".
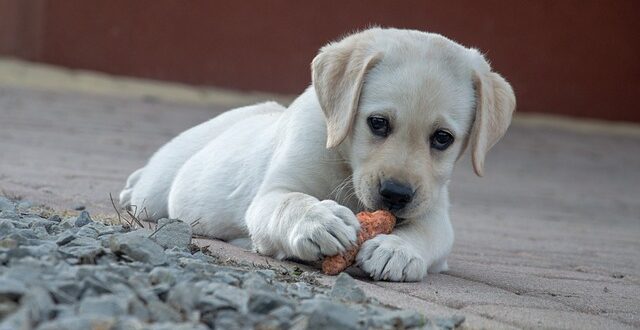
{"left": 379, "top": 180, "right": 414, "bottom": 210}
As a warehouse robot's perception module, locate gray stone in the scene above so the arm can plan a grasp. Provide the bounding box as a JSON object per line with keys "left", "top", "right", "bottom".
{"left": 4, "top": 247, "right": 31, "bottom": 259}
{"left": 50, "top": 304, "right": 75, "bottom": 319}
{"left": 35, "top": 315, "right": 116, "bottom": 330}
{"left": 148, "top": 322, "right": 209, "bottom": 330}
{"left": 78, "top": 275, "right": 113, "bottom": 297}
{"left": 9, "top": 243, "right": 55, "bottom": 259}
{"left": 28, "top": 218, "right": 57, "bottom": 232}
{"left": 149, "top": 267, "right": 176, "bottom": 286}
{"left": 58, "top": 238, "right": 104, "bottom": 263}
{"left": 198, "top": 282, "right": 249, "bottom": 314}
{"left": 164, "top": 246, "right": 194, "bottom": 259}
{"left": 288, "top": 282, "right": 314, "bottom": 299}
{"left": 300, "top": 299, "right": 360, "bottom": 330}
{"left": 111, "top": 317, "right": 146, "bottom": 330}
{"left": 0, "top": 201, "right": 449, "bottom": 330}
{"left": 0, "top": 210, "right": 19, "bottom": 221}
{"left": 54, "top": 217, "right": 76, "bottom": 233}
{"left": 435, "top": 315, "right": 466, "bottom": 330}
{"left": 210, "top": 271, "right": 240, "bottom": 286}
{"left": 87, "top": 222, "right": 114, "bottom": 236}
{"left": 0, "top": 237, "right": 18, "bottom": 249}
{"left": 0, "top": 277, "right": 27, "bottom": 300}
{"left": 0, "top": 306, "right": 28, "bottom": 330}
{"left": 55, "top": 230, "right": 76, "bottom": 246}
{"left": 192, "top": 251, "right": 215, "bottom": 263}
{"left": 242, "top": 272, "right": 273, "bottom": 291}
{"left": 48, "top": 215, "right": 61, "bottom": 222}
{"left": 76, "top": 226, "right": 99, "bottom": 239}
{"left": 77, "top": 294, "right": 128, "bottom": 317}
{"left": 369, "top": 309, "right": 427, "bottom": 329}
{"left": 109, "top": 230, "right": 167, "bottom": 266}
{"left": 149, "top": 218, "right": 192, "bottom": 250}
{"left": 0, "top": 197, "right": 14, "bottom": 211}
{"left": 32, "top": 225, "right": 50, "bottom": 239}
{"left": 210, "top": 310, "right": 253, "bottom": 330}
{"left": 248, "top": 290, "right": 293, "bottom": 314}
{"left": 0, "top": 300, "right": 19, "bottom": 319}
{"left": 150, "top": 283, "right": 172, "bottom": 300}
{"left": 147, "top": 300, "right": 183, "bottom": 322}
{"left": 329, "top": 273, "right": 366, "bottom": 303}
{"left": 0, "top": 219, "right": 15, "bottom": 238}
{"left": 255, "top": 269, "right": 276, "bottom": 280}
{"left": 128, "top": 296, "right": 151, "bottom": 322}
{"left": 98, "top": 233, "right": 115, "bottom": 248}
{"left": 12, "top": 229, "right": 39, "bottom": 241}
{"left": 167, "top": 281, "right": 204, "bottom": 313}
{"left": 8, "top": 220, "right": 28, "bottom": 229}
{"left": 74, "top": 211, "right": 92, "bottom": 227}
{"left": 48, "top": 281, "right": 82, "bottom": 304}
{"left": 22, "top": 286, "right": 55, "bottom": 326}
{"left": 17, "top": 201, "right": 32, "bottom": 209}
{"left": 269, "top": 304, "right": 295, "bottom": 322}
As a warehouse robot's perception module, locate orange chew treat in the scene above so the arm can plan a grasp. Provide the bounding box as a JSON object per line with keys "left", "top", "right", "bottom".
{"left": 322, "top": 210, "right": 396, "bottom": 275}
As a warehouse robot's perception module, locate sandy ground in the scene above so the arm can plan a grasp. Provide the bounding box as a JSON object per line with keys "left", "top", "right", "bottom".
{"left": 1, "top": 59, "right": 639, "bottom": 329}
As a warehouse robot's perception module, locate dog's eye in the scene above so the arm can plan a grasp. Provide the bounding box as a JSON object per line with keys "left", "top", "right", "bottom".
{"left": 430, "top": 130, "right": 454, "bottom": 150}
{"left": 367, "top": 116, "right": 390, "bottom": 137}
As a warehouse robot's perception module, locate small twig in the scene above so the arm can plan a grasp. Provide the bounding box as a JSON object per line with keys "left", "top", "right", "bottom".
{"left": 191, "top": 218, "right": 202, "bottom": 229}
{"left": 148, "top": 222, "right": 171, "bottom": 238}
{"left": 142, "top": 207, "right": 150, "bottom": 222}
{"left": 109, "top": 193, "right": 122, "bottom": 225}
{"left": 125, "top": 204, "right": 145, "bottom": 229}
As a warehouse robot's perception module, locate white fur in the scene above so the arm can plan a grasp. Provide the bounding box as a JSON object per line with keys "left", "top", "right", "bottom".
{"left": 120, "top": 28, "right": 515, "bottom": 282}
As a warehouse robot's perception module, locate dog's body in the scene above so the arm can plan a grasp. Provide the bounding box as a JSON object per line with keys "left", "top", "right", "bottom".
{"left": 120, "top": 28, "right": 515, "bottom": 281}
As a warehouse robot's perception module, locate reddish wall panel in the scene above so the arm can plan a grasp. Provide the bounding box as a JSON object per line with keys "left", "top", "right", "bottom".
{"left": 1, "top": 0, "right": 639, "bottom": 122}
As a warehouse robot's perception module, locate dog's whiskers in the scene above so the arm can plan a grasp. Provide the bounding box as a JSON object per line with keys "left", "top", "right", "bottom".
{"left": 329, "top": 174, "right": 352, "bottom": 200}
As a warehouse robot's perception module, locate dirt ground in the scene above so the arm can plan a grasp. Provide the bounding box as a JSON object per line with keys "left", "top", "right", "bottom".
{"left": 1, "top": 59, "right": 639, "bottom": 329}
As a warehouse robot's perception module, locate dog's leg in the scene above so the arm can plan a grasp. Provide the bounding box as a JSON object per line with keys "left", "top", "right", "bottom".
{"left": 246, "top": 192, "right": 360, "bottom": 261}
{"left": 356, "top": 195, "right": 454, "bottom": 282}
{"left": 119, "top": 167, "right": 144, "bottom": 209}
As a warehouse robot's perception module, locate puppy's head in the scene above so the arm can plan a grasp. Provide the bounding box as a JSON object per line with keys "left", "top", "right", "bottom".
{"left": 313, "top": 28, "right": 515, "bottom": 219}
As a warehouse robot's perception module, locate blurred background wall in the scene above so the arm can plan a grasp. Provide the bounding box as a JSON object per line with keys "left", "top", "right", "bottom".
{"left": 1, "top": 0, "right": 638, "bottom": 122}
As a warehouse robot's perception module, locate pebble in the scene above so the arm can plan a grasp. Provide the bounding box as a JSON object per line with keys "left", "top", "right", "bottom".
{"left": 35, "top": 315, "right": 116, "bottom": 330}
{"left": 78, "top": 294, "right": 129, "bottom": 317}
{"left": 109, "top": 231, "right": 167, "bottom": 266}
{"left": 74, "top": 211, "right": 92, "bottom": 227}
{"left": 55, "top": 230, "right": 76, "bottom": 245}
{"left": 0, "top": 200, "right": 452, "bottom": 330}
{"left": 0, "top": 197, "right": 14, "bottom": 211}
{"left": 329, "top": 273, "right": 367, "bottom": 303}
{"left": 248, "top": 290, "right": 293, "bottom": 314}
{"left": 150, "top": 218, "right": 192, "bottom": 250}
{"left": 301, "top": 299, "right": 360, "bottom": 330}
{"left": 0, "top": 219, "right": 15, "bottom": 237}
{"left": 0, "top": 277, "right": 27, "bottom": 300}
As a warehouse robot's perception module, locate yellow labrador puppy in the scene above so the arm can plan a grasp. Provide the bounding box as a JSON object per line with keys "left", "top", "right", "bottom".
{"left": 120, "top": 28, "right": 515, "bottom": 281}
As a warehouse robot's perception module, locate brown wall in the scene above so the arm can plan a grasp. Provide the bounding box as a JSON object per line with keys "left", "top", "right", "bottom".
{"left": 1, "top": 0, "right": 639, "bottom": 122}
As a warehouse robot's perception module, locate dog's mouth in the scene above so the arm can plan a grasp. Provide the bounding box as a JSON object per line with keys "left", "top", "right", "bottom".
{"left": 394, "top": 216, "right": 408, "bottom": 226}
{"left": 367, "top": 205, "right": 408, "bottom": 225}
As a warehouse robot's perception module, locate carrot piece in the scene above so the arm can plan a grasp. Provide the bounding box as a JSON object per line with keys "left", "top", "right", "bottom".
{"left": 322, "top": 210, "right": 396, "bottom": 275}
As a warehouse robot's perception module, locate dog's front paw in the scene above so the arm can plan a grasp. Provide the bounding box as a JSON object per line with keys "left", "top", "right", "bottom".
{"left": 288, "top": 200, "right": 359, "bottom": 261}
{"left": 356, "top": 234, "right": 427, "bottom": 282}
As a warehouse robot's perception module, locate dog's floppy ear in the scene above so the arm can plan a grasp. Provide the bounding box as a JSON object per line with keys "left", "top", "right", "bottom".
{"left": 469, "top": 59, "right": 516, "bottom": 176}
{"left": 312, "top": 37, "right": 381, "bottom": 148}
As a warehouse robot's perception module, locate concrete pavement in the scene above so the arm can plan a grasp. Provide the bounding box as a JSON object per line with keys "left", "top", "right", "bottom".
{"left": 1, "top": 59, "right": 639, "bottom": 329}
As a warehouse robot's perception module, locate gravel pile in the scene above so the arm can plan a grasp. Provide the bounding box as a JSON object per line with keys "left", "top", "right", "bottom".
{"left": 0, "top": 197, "right": 464, "bottom": 329}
